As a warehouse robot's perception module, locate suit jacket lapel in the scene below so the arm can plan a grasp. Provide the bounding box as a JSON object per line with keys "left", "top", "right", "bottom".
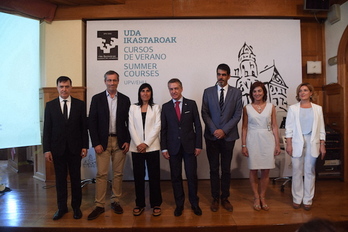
{"left": 225, "top": 86, "right": 232, "bottom": 104}
{"left": 294, "top": 103, "right": 303, "bottom": 141}
{"left": 311, "top": 103, "right": 319, "bottom": 142}
{"left": 68, "top": 97, "right": 76, "bottom": 122}
{"left": 181, "top": 98, "right": 189, "bottom": 122}
{"left": 169, "top": 99, "right": 180, "bottom": 123}
{"left": 101, "top": 93, "right": 110, "bottom": 123}
{"left": 218, "top": 85, "right": 229, "bottom": 111}
{"left": 54, "top": 98, "right": 66, "bottom": 122}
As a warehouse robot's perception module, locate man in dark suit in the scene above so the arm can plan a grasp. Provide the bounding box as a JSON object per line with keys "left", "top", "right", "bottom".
{"left": 43, "top": 76, "right": 88, "bottom": 220}
{"left": 87, "top": 70, "right": 131, "bottom": 220}
{"left": 161, "top": 78, "right": 202, "bottom": 217}
{"left": 201, "top": 63, "right": 243, "bottom": 212}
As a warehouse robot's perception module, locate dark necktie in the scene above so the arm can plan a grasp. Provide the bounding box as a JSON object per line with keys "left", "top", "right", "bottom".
{"left": 219, "top": 88, "right": 224, "bottom": 109}
{"left": 175, "top": 101, "right": 181, "bottom": 121}
{"left": 63, "top": 100, "right": 68, "bottom": 120}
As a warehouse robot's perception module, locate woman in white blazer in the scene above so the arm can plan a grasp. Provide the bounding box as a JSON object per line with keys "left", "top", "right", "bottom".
{"left": 285, "top": 83, "right": 326, "bottom": 211}
{"left": 128, "top": 83, "right": 162, "bottom": 216}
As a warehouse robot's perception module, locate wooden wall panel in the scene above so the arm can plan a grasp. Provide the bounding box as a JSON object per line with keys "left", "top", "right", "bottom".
{"left": 54, "top": 0, "right": 173, "bottom": 20}
{"left": 53, "top": 0, "right": 327, "bottom": 20}
{"left": 323, "top": 84, "right": 343, "bottom": 132}
{"left": 301, "top": 20, "right": 325, "bottom": 87}
{"left": 172, "top": 0, "right": 317, "bottom": 18}
{"left": 300, "top": 19, "right": 325, "bottom": 106}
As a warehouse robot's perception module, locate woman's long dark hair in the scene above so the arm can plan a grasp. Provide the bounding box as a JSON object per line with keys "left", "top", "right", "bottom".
{"left": 137, "top": 83, "right": 154, "bottom": 107}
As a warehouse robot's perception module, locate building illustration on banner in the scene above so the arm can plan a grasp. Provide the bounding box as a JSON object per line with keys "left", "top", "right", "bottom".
{"left": 233, "top": 42, "right": 289, "bottom": 112}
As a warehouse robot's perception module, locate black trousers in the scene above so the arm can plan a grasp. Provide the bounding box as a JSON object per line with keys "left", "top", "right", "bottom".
{"left": 205, "top": 139, "right": 235, "bottom": 200}
{"left": 52, "top": 147, "right": 82, "bottom": 210}
{"left": 132, "top": 150, "right": 162, "bottom": 208}
{"left": 169, "top": 145, "right": 199, "bottom": 208}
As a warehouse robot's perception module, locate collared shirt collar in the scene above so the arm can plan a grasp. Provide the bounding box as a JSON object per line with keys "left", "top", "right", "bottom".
{"left": 172, "top": 97, "right": 183, "bottom": 104}
{"left": 217, "top": 84, "right": 228, "bottom": 92}
{"left": 106, "top": 90, "right": 118, "bottom": 98}
{"left": 59, "top": 95, "right": 71, "bottom": 102}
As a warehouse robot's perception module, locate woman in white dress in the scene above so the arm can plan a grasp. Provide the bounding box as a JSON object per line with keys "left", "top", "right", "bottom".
{"left": 285, "top": 83, "right": 326, "bottom": 210}
{"left": 241, "top": 81, "right": 281, "bottom": 211}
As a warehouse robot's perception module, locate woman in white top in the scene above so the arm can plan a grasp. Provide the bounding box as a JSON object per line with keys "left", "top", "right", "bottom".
{"left": 128, "top": 83, "right": 162, "bottom": 216}
{"left": 285, "top": 83, "right": 326, "bottom": 210}
{"left": 241, "top": 81, "right": 281, "bottom": 211}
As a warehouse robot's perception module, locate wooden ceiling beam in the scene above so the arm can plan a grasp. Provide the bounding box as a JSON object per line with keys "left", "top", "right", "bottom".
{"left": 41, "top": 0, "right": 125, "bottom": 6}
{"left": 52, "top": 0, "right": 329, "bottom": 21}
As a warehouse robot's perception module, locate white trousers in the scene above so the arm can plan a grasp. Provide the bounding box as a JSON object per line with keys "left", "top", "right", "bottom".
{"left": 291, "top": 134, "right": 317, "bottom": 205}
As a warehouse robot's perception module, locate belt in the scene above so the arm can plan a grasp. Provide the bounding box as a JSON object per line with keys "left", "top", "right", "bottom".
{"left": 109, "top": 134, "right": 117, "bottom": 137}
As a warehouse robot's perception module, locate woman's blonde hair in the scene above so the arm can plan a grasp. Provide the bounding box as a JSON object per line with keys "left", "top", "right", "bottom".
{"left": 295, "top": 82, "right": 316, "bottom": 102}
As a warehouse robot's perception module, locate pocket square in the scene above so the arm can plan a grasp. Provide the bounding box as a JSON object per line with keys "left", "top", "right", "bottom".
{"left": 185, "top": 111, "right": 190, "bottom": 114}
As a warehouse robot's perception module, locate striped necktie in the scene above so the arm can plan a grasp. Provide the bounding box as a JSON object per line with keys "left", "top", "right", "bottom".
{"left": 219, "top": 89, "right": 224, "bottom": 109}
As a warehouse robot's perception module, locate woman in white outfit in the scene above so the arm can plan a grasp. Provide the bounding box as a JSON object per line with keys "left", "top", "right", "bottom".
{"left": 128, "top": 83, "right": 162, "bottom": 216}
{"left": 241, "top": 81, "right": 281, "bottom": 211}
{"left": 285, "top": 83, "right": 326, "bottom": 210}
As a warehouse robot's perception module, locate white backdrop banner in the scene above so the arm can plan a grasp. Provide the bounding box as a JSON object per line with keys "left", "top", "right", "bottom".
{"left": 85, "top": 19, "right": 302, "bottom": 180}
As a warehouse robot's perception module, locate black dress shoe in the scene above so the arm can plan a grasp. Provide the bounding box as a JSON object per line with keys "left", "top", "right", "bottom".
{"left": 111, "top": 202, "right": 123, "bottom": 214}
{"left": 53, "top": 209, "right": 68, "bottom": 220}
{"left": 191, "top": 206, "right": 202, "bottom": 216}
{"left": 174, "top": 206, "right": 183, "bottom": 217}
{"left": 73, "top": 208, "right": 82, "bottom": 219}
{"left": 87, "top": 207, "right": 105, "bottom": 220}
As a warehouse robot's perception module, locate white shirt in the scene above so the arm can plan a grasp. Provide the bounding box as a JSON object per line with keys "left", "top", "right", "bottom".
{"left": 172, "top": 97, "right": 183, "bottom": 112}
{"left": 217, "top": 85, "right": 228, "bottom": 102}
{"left": 59, "top": 96, "right": 71, "bottom": 119}
{"left": 106, "top": 90, "right": 117, "bottom": 134}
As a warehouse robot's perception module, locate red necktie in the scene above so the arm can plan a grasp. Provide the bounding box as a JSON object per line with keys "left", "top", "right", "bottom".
{"left": 175, "top": 101, "right": 181, "bottom": 121}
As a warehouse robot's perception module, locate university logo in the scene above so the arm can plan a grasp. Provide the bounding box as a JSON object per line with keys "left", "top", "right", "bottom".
{"left": 97, "top": 31, "right": 118, "bottom": 60}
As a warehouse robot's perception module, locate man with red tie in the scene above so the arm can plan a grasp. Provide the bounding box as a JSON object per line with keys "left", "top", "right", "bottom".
{"left": 160, "top": 78, "right": 202, "bottom": 217}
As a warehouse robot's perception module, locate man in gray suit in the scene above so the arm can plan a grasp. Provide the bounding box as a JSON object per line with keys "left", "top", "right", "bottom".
{"left": 201, "top": 63, "right": 242, "bottom": 212}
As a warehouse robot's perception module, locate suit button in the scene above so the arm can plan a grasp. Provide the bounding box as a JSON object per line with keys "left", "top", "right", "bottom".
{"left": 179, "top": 127, "right": 181, "bottom": 130}
{"left": 178, "top": 137, "right": 181, "bottom": 139}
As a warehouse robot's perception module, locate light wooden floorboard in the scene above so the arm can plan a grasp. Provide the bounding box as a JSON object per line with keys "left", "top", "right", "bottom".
{"left": 0, "top": 161, "right": 347, "bottom": 232}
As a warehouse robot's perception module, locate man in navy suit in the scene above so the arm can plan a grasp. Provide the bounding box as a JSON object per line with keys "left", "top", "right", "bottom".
{"left": 161, "top": 78, "right": 202, "bottom": 217}
{"left": 202, "top": 63, "right": 243, "bottom": 212}
{"left": 87, "top": 70, "right": 131, "bottom": 220}
{"left": 43, "top": 76, "right": 88, "bottom": 220}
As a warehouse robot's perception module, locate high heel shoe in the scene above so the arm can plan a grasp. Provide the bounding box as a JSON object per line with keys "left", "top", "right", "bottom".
{"left": 253, "top": 198, "right": 261, "bottom": 211}
{"left": 260, "top": 198, "right": 269, "bottom": 211}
